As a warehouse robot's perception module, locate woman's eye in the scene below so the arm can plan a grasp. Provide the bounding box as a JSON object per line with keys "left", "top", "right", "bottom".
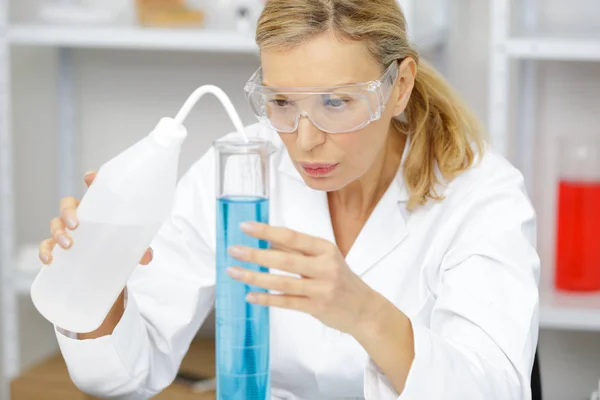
{"left": 270, "top": 99, "right": 291, "bottom": 107}
{"left": 322, "top": 96, "right": 350, "bottom": 108}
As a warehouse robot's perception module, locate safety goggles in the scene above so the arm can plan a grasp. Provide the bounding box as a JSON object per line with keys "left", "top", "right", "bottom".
{"left": 244, "top": 61, "right": 399, "bottom": 134}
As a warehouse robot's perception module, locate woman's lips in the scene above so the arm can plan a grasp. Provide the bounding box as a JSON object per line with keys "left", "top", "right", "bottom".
{"left": 298, "top": 162, "right": 339, "bottom": 177}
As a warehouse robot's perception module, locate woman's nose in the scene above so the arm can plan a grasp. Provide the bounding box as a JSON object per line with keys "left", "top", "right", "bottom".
{"left": 296, "top": 116, "right": 326, "bottom": 152}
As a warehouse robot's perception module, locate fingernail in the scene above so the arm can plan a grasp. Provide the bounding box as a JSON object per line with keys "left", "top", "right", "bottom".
{"left": 240, "top": 222, "right": 256, "bottom": 233}
{"left": 246, "top": 293, "right": 257, "bottom": 303}
{"left": 227, "top": 267, "right": 243, "bottom": 279}
{"left": 84, "top": 170, "right": 95, "bottom": 177}
{"left": 58, "top": 235, "right": 72, "bottom": 248}
{"left": 227, "top": 246, "right": 246, "bottom": 258}
{"left": 65, "top": 215, "right": 78, "bottom": 230}
{"left": 41, "top": 253, "right": 50, "bottom": 264}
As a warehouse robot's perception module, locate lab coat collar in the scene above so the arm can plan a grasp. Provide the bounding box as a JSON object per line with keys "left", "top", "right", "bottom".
{"left": 276, "top": 136, "right": 411, "bottom": 276}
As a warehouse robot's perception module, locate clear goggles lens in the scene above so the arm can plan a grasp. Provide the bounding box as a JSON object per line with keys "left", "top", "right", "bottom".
{"left": 244, "top": 62, "right": 399, "bottom": 134}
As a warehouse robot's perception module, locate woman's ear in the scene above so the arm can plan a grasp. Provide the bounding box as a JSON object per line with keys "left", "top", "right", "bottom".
{"left": 391, "top": 57, "right": 417, "bottom": 117}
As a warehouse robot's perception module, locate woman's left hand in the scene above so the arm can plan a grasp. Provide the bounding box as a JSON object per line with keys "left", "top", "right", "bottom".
{"left": 226, "top": 222, "right": 380, "bottom": 336}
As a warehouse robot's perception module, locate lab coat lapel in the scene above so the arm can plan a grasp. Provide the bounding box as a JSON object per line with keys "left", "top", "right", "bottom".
{"left": 344, "top": 173, "right": 410, "bottom": 277}
{"left": 344, "top": 135, "right": 413, "bottom": 276}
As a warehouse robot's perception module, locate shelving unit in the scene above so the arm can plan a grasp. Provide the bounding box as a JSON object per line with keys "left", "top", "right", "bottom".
{"left": 540, "top": 289, "right": 600, "bottom": 332}
{"left": 489, "top": 0, "right": 600, "bottom": 309}
{"left": 0, "top": 1, "right": 19, "bottom": 400}
{"left": 0, "top": 1, "right": 450, "bottom": 398}
{"left": 490, "top": 1, "right": 600, "bottom": 396}
{"left": 489, "top": 1, "right": 600, "bottom": 181}
{"left": 489, "top": 0, "right": 600, "bottom": 388}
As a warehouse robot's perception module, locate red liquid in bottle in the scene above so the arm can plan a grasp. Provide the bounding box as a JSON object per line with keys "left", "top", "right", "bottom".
{"left": 555, "top": 181, "right": 600, "bottom": 291}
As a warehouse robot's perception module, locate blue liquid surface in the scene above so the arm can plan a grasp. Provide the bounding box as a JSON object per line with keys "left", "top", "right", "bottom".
{"left": 216, "top": 196, "right": 270, "bottom": 400}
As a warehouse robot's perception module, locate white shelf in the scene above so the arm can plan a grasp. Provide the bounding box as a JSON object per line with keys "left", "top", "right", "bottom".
{"left": 506, "top": 34, "right": 600, "bottom": 61}
{"left": 540, "top": 287, "right": 600, "bottom": 332}
{"left": 7, "top": 25, "right": 259, "bottom": 53}
{"left": 7, "top": 24, "right": 449, "bottom": 54}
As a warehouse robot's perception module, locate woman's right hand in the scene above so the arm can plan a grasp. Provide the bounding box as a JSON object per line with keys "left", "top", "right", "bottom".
{"left": 38, "top": 171, "right": 153, "bottom": 338}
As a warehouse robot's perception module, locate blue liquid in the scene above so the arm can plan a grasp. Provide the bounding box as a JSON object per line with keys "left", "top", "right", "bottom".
{"left": 216, "top": 196, "right": 270, "bottom": 400}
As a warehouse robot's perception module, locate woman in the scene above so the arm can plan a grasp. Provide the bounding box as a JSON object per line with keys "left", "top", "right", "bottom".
{"left": 39, "top": 0, "right": 540, "bottom": 398}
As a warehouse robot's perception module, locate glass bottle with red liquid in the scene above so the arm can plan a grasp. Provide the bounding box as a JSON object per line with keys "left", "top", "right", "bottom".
{"left": 555, "top": 138, "right": 600, "bottom": 292}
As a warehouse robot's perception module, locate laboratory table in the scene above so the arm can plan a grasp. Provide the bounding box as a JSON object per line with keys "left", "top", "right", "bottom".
{"left": 11, "top": 338, "right": 217, "bottom": 399}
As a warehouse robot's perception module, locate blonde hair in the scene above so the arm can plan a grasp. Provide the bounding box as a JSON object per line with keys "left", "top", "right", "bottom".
{"left": 256, "top": 0, "right": 485, "bottom": 209}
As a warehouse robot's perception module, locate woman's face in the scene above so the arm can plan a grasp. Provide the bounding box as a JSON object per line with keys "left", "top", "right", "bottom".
{"left": 260, "top": 32, "right": 414, "bottom": 192}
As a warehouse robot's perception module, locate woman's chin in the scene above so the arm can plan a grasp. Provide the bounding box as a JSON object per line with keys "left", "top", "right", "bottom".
{"left": 301, "top": 175, "right": 347, "bottom": 192}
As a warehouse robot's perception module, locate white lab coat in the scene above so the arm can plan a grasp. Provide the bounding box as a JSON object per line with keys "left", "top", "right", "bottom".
{"left": 56, "top": 123, "right": 540, "bottom": 400}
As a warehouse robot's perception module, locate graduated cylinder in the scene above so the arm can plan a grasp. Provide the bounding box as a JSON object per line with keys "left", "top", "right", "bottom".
{"left": 214, "top": 138, "right": 274, "bottom": 400}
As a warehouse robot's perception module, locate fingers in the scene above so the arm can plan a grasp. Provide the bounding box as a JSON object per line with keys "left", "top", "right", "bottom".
{"left": 59, "top": 196, "right": 80, "bottom": 230}
{"left": 246, "top": 292, "right": 310, "bottom": 312}
{"left": 54, "top": 171, "right": 94, "bottom": 231}
{"left": 39, "top": 238, "right": 56, "bottom": 265}
{"left": 228, "top": 246, "right": 318, "bottom": 277}
{"left": 140, "top": 248, "right": 153, "bottom": 265}
{"left": 50, "top": 217, "right": 72, "bottom": 249}
{"left": 240, "top": 222, "right": 333, "bottom": 256}
{"left": 227, "top": 267, "right": 316, "bottom": 296}
{"left": 84, "top": 171, "right": 97, "bottom": 187}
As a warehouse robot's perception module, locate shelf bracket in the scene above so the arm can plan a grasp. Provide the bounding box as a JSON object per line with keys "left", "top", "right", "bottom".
{"left": 0, "top": 0, "right": 20, "bottom": 398}
{"left": 58, "top": 47, "right": 78, "bottom": 199}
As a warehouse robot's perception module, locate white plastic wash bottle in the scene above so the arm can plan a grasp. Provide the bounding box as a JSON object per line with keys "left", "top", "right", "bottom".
{"left": 30, "top": 86, "right": 249, "bottom": 333}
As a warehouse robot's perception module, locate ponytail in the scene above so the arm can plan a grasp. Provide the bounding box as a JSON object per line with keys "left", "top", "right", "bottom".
{"left": 394, "top": 60, "right": 485, "bottom": 210}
